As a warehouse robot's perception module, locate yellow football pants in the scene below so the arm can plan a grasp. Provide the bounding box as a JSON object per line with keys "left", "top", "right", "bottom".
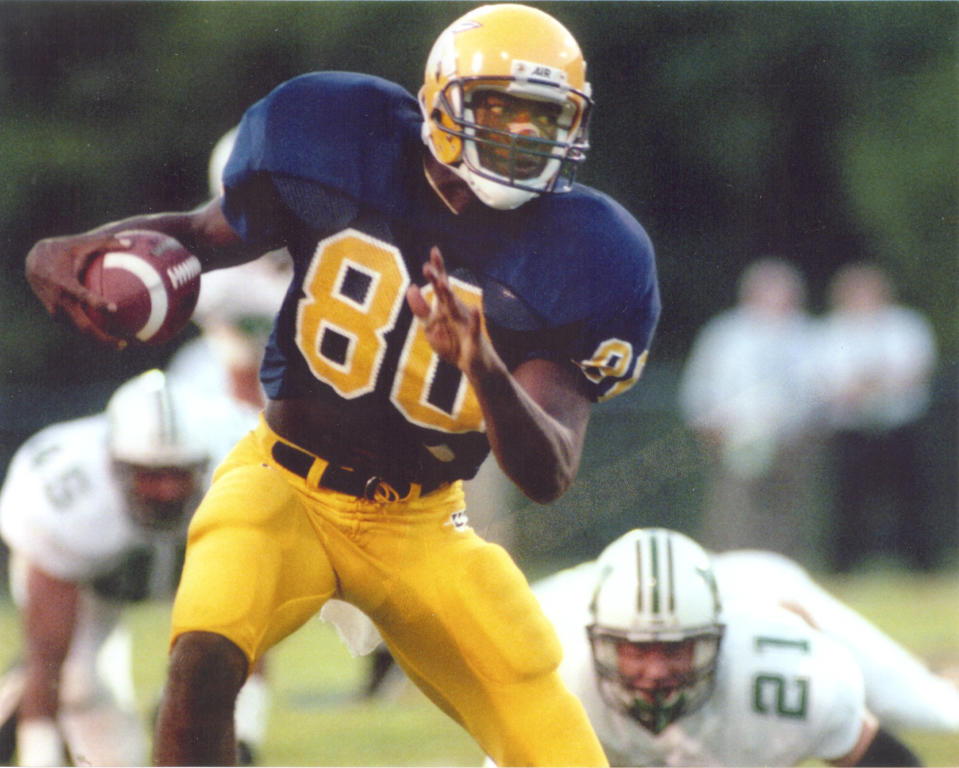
{"left": 170, "top": 417, "right": 607, "bottom": 767}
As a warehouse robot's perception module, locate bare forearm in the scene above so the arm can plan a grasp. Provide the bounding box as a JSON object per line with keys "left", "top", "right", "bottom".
{"left": 82, "top": 200, "right": 251, "bottom": 271}
{"left": 469, "top": 358, "right": 588, "bottom": 504}
{"left": 408, "top": 246, "right": 591, "bottom": 503}
{"left": 21, "top": 566, "right": 78, "bottom": 720}
{"left": 22, "top": 661, "right": 61, "bottom": 721}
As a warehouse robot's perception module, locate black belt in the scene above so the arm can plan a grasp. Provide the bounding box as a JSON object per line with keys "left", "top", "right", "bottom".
{"left": 270, "top": 440, "right": 445, "bottom": 500}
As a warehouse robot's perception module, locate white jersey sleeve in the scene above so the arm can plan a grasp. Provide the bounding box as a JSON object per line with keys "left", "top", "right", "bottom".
{"left": 0, "top": 416, "right": 143, "bottom": 582}
{"left": 713, "top": 549, "right": 959, "bottom": 731}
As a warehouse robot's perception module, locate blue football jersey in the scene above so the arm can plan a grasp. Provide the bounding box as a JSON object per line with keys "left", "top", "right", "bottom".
{"left": 222, "top": 72, "right": 660, "bottom": 482}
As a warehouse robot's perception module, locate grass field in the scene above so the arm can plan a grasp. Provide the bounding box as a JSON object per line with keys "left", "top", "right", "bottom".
{"left": 1, "top": 566, "right": 957, "bottom": 766}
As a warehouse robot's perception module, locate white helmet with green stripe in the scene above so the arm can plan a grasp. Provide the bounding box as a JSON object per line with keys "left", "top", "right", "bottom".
{"left": 106, "top": 369, "right": 210, "bottom": 530}
{"left": 587, "top": 528, "right": 724, "bottom": 734}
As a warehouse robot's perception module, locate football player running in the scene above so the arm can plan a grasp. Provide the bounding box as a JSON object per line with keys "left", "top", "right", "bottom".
{"left": 528, "top": 528, "right": 942, "bottom": 767}
{"left": 24, "top": 5, "right": 660, "bottom": 765}
{"left": 0, "top": 370, "right": 257, "bottom": 766}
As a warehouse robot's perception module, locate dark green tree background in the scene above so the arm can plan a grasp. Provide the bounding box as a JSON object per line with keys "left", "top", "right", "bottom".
{"left": 0, "top": 2, "right": 955, "bottom": 563}
{"left": 2, "top": 2, "right": 955, "bottom": 376}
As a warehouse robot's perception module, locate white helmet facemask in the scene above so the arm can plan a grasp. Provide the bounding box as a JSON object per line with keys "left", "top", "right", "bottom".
{"left": 106, "top": 369, "right": 210, "bottom": 530}
{"left": 587, "top": 528, "right": 725, "bottom": 734}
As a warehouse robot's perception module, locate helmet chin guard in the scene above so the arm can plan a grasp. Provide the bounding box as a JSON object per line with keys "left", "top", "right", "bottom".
{"left": 625, "top": 687, "right": 690, "bottom": 736}
{"left": 428, "top": 139, "right": 543, "bottom": 210}
{"left": 466, "top": 175, "right": 539, "bottom": 211}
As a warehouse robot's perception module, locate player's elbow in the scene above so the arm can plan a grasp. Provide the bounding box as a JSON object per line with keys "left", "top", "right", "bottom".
{"left": 831, "top": 718, "right": 922, "bottom": 768}
{"left": 498, "top": 411, "right": 585, "bottom": 503}
{"left": 517, "top": 457, "right": 578, "bottom": 504}
{"left": 521, "top": 481, "right": 567, "bottom": 505}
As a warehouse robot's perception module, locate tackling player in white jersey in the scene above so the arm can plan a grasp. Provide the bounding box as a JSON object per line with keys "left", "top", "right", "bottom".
{"left": 0, "top": 370, "right": 256, "bottom": 766}
{"left": 709, "top": 548, "right": 959, "bottom": 735}
{"left": 529, "top": 528, "right": 949, "bottom": 766}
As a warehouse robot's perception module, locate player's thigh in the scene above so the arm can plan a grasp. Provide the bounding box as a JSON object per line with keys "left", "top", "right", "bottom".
{"left": 171, "top": 446, "right": 337, "bottom": 664}
{"left": 380, "top": 538, "right": 603, "bottom": 765}
{"left": 445, "top": 540, "right": 562, "bottom": 682}
{"left": 381, "top": 535, "right": 560, "bottom": 695}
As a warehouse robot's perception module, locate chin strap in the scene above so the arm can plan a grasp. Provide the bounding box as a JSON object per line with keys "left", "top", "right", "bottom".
{"left": 629, "top": 690, "right": 686, "bottom": 735}
{"left": 464, "top": 171, "right": 539, "bottom": 211}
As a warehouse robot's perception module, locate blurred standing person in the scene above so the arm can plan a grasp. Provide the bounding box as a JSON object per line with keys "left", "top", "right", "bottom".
{"left": 678, "top": 257, "right": 821, "bottom": 563}
{"left": 817, "top": 262, "right": 938, "bottom": 571}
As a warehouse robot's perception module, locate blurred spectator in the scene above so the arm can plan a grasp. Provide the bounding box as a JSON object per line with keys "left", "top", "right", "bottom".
{"left": 817, "top": 262, "right": 938, "bottom": 571}
{"left": 678, "top": 257, "right": 821, "bottom": 563}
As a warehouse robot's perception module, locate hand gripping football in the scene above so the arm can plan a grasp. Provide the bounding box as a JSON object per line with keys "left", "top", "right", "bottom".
{"left": 82, "top": 230, "right": 201, "bottom": 345}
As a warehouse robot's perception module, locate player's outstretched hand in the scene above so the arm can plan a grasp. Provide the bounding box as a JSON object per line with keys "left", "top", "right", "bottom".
{"left": 25, "top": 233, "right": 128, "bottom": 347}
{"left": 407, "top": 246, "right": 487, "bottom": 376}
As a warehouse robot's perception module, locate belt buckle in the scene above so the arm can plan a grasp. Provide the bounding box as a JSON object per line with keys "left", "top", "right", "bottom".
{"left": 363, "top": 476, "right": 412, "bottom": 502}
{"left": 363, "top": 476, "right": 383, "bottom": 500}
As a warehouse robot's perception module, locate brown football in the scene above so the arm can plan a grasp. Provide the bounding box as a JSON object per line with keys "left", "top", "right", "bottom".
{"left": 82, "top": 230, "right": 201, "bottom": 345}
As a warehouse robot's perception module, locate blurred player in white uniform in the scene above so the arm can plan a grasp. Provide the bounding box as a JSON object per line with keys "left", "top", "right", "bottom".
{"left": 0, "top": 370, "right": 256, "bottom": 766}
{"left": 167, "top": 126, "right": 292, "bottom": 412}
{"left": 709, "top": 548, "right": 959, "bottom": 735}
{"left": 165, "top": 127, "right": 293, "bottom": 763}
{"left": 529, "top": 528, "right": 950, "bottom": 766}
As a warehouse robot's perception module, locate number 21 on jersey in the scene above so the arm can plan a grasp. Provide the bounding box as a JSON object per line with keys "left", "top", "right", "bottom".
{"left": 752, "top": 635, "right": 810, "bottom": 719}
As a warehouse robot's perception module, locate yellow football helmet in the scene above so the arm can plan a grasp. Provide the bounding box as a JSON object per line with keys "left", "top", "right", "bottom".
{"left": 419, "top": 4, "right": 593, "bottom": 209}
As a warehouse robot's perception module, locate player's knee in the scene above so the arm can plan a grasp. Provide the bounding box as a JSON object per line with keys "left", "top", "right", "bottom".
{"left": 485, "top": 675, "right": 607, "bottom": 767}
{"left": 167, "top": 631, "right": 248, "bottom": 710}
{"left": 451, "top": 545, "right": 562, "bottom": 683}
